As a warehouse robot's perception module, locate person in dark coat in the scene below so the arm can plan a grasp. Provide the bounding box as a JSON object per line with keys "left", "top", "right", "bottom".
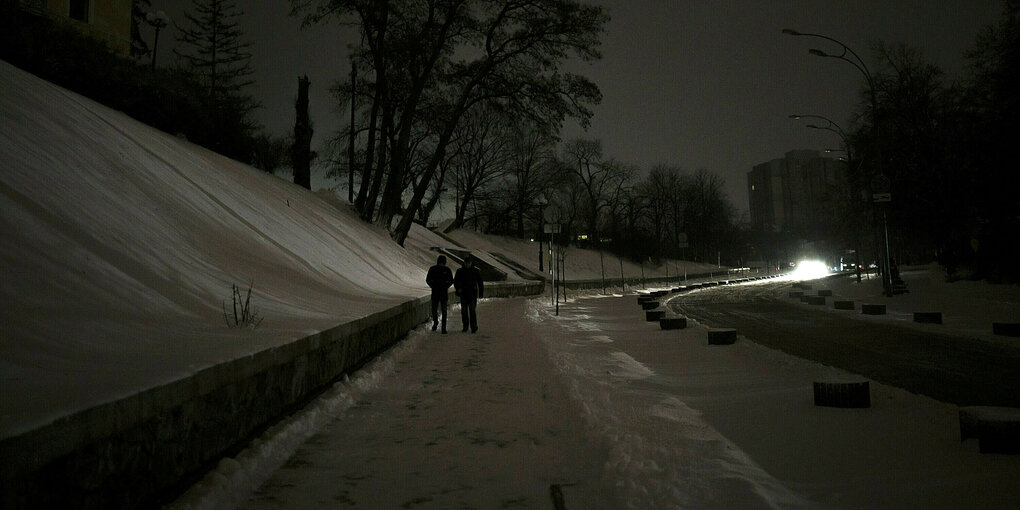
{"left": 426, "top": 255, "right": 454, "bottom": 333}
{"left": 453, "top": 256, "right": 484, "bottom": 333}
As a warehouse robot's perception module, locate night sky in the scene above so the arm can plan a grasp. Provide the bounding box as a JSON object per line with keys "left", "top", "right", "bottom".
{"left": 146, "top": 1, "right": 1003, "bottom": 215}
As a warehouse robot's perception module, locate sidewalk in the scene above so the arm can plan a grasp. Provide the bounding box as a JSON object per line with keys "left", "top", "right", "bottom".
{"left": 172, "top": 286, "right": 1020, "bottom": 510}
{"left": 240, "top": 298, "right": 616, "bottom": 509}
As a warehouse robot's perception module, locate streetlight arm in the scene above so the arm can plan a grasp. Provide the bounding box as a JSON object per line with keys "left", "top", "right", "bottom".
{"left": 789, "top": 114, "right": 846, "bottom": 137}
{"left": 809, "top": 49, "right": 875, "bottom": 93}
{"left": 783, "top": 29, "right": 875, "bottom": 91}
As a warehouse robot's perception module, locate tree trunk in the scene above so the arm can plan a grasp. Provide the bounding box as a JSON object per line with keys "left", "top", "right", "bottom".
{"left": 355, "top": 80, "right": 381, "bottom": 217}
{"left": 348, "top": 60, "right": 356, "bottom": 203}
{"left": 364, "top": 105, "right": 391, "bottom": 223}
{"left": 292, "top": 75, "right": 312, "bottom": 190}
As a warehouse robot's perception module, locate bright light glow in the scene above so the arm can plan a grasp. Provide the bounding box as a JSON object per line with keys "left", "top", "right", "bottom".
{"left": 792, "top": 260, "right": 829, "bottom": 280}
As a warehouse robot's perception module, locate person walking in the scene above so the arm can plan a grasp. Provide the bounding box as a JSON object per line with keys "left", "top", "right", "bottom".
{"left": 426, "top": 255, "right": 454, "bottom": 333}
{"left": 454, "top": 256, "right": 484, "bottom": 333}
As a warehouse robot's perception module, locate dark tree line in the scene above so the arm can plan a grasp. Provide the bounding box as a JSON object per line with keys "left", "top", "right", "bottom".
{"left": 832, "top": 1, "right": 1020, "bottom": 282}
{"left": 455, "top": 133, "right": 742, "bottom": 267}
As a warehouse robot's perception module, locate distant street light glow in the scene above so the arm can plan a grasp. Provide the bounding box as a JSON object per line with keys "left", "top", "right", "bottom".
{"left": 792, "top": 260, "right": 829, "bottom": 280}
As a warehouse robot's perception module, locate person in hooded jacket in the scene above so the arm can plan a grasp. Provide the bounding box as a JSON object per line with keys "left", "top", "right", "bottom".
{"left": 453, "top": 256, "right": 484, "bottom": 333}
{"left": 426, "top": 255, "right": 454, "bottom": 333}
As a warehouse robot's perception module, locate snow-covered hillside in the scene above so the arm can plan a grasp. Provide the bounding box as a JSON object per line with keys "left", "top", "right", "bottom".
{"left": 0, "top": 59, "right": 729, "bottom": 440}
{"left": 0, "top": 61, "right": 445, "bottom": 438}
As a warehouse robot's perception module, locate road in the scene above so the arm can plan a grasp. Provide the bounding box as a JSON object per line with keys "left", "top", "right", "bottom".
{"left": 668, "top": 277, "right": 1020, "bottom": 408}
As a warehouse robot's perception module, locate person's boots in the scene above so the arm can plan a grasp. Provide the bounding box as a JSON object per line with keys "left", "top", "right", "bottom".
{"left": 432, "top": 320, "right": 438, "bottom": 331}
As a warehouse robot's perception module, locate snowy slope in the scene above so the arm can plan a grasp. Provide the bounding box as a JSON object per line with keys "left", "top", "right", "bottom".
{"left": 0, "top": 61, "right": 435, "bottom": 438}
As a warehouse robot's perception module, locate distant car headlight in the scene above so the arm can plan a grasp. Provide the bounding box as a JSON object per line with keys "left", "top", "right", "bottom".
{"left": 792, "top": 260, "right": 829, "bottom": 280}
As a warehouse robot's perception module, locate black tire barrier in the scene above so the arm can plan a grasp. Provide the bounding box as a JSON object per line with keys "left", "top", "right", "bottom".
{"left": 637, "top": 296, "right": 654, "bottom": 305}
{"left": 861, "top": 304, "right": 886, "bottom": 315}
{"left": 992, "top": 322, "right": 1020, "bottom": 337}
{"left": 813, "top": 380, "right": 871, "bottom": 408}
{"left": 834, "top": 300, "right": 855, "bottom": 310}
{"left": 793, "top": 282, "right": 812, "bottom": 290}
{"left": 789, "top": 291, "right": 804, "bottom": 298}
{"left": 707, "top": 328, "right": 737, "bottom": 345}
{"left": 913, "top": 312, "right": 943, "bottom": 324}
{"left": 641, "top": 301, "right": 660, "bottom": 310}
{"left": 806, "top": 296, "right": 826, "bottom": 305}
{"left": 818, "top": 289, "right": 833, "bottom": 297}
{"left": 659, "top": 317, "right": 688, "bottom": 330}
{"left": 959, "top": 407, "right": 1020, "bottom": 454}
{"left": 645, "top": 310, "right": 665, "bottom": 321}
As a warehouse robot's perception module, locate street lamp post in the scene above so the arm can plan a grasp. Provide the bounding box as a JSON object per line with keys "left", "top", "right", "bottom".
{"left": 146, "top": 10, "right": 170, "bottom": 71}
{"left": 784, "top": 28, "right": 893, "bottom": 296}
{"left": 535, "top": 195, "right": 549, "bottom": 272}
{"left": 790, "top": 113, "right": 862, "bottom": 283}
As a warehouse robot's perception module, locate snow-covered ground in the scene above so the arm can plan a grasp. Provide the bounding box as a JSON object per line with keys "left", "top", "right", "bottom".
{"left": 809, "top": 265, "right": 1020, "bottom": 341}
{"left": 170, "top": 276, "right": 1020, "bottom": 509}
{"left": 0, "top": 60, "right": 718, "bottom": 440}
{"left": 6, "top": 60, "right": 1019, "bottom": 508}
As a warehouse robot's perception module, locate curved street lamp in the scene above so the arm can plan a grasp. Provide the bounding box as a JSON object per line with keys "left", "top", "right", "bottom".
{"left": 784, "top": 28, "right": 893, "bottom": 295}
{"left": 789, "top": 113, "right": 851, "bottom": 160}
{"left": 146, "top": 10, "right": 171, "bottom": 70}
{"left": 789, "top": 113, "right": 846, "bottom": 137}
{"left": 789, "top": 113, "right": 861, "bottom": 282}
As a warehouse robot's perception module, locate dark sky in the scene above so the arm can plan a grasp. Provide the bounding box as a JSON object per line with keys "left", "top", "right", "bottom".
{"left": 147, "top": 1, "right": 1003, "bottom": 215}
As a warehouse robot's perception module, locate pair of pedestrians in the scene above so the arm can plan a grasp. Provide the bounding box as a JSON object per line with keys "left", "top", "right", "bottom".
{"left": 426, "top": 255, "right": 484, "bottom": 333}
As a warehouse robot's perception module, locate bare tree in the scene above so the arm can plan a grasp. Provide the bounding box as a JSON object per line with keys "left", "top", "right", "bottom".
{"left": 505, "top": 121, "right": 561, "bottom": 237}
{"left": 294, "top": 0, "right": 607, "bottom": 245}
{"left": 444, "top": 104, "right": 512, "bottom": 231}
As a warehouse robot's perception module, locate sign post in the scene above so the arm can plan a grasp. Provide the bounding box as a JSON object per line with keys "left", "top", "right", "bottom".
{"left": 870, "top": 174, "right": 894, "bottom": 297}
{"left": 678, "top": 233, "right": 688, "bottom": 283}
{"left": 544, "top": 223, "right": 561, "bottom": 313}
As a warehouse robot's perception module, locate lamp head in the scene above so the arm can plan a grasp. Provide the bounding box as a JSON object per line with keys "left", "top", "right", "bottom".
{"left": 782, "top": 28, "right": 802, "bottom": 36}
{"left": 808, "top": 48, "right": 828, "bottom": 57}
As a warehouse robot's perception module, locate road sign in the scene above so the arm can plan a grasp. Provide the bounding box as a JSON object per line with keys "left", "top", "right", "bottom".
{"left": 873, "top": 193, "right": 892, "bottom": 203}
{"left": 543, "top": 223, "right": 561, "bottom": 234}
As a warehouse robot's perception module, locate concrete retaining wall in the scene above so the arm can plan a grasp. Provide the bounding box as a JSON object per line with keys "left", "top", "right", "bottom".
{"left": 0, "top": 281, "right": 543, "bottom": 510}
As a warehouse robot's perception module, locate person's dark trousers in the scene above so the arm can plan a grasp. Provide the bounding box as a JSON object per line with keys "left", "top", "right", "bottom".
{"left": 460, "top": 296, "right": 478, "bottom": 332}
{"left": 431, "top": 294, "right": 448, "bottom": 333}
